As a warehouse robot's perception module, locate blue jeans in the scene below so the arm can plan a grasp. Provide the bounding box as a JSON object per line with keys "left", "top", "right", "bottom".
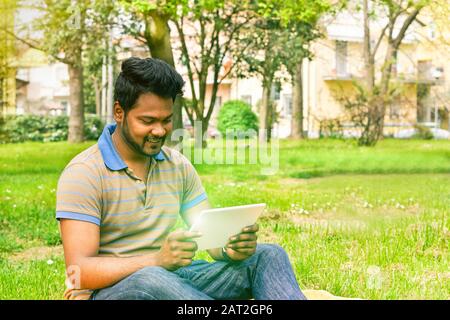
{"left": 92, "top": 244, "right": 306, "bottom": 300}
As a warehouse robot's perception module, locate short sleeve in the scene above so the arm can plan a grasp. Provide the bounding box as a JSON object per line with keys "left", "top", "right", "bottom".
{"left": 56, "top": 163, "right": 102, "bottom": 226}
{"left": 180, "top": 159, "right": 208, "bottom": 217}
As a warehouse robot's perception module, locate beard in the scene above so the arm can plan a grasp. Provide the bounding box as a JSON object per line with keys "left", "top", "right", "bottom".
{"left": 121, "top": 116, "right": 166, "bottom": 157}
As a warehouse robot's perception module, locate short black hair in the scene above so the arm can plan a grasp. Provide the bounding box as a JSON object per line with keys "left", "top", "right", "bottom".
{"left": 114, "top": 57, "right": 184, "bottom": 113}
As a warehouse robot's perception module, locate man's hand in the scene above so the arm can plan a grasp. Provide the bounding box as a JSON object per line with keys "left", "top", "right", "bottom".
{"left": 156, "top": 230, "right": 202, "bottom": 271}
{"left": 224, "top": 223, "right": 259, "bottom": 262}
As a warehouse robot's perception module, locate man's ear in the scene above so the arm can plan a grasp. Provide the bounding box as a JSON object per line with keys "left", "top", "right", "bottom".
{"left": 113, "top": 102, "right": 125, "bottom": 123}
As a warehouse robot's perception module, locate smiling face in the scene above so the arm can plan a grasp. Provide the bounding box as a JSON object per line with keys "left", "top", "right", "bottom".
{"left": 114, "top": 92, "right": 173, "bottom": 157}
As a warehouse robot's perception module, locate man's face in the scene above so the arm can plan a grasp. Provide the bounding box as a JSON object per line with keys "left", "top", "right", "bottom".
{"left": 118, "top": 92, "right": 173, "bottom": 157}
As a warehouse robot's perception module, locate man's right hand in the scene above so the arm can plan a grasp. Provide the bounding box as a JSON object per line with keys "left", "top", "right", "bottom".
{"left": 156, "top": 230, "right": 202, "bottom": 271}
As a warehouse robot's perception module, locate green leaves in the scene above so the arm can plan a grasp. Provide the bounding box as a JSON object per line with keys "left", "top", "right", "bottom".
{"left": 0, "top": 0, "right": 16, "bottom": 80}
{"left": 0, "top": 115, "right": 104, "bottom": 143}
{"left": 217, "top": 100, "right": 259, "bottom": 135}
{"left": 256, "top": 0, "right": 331, "bottom": 27}
{"left": 120, "top": 0, "right": 188, "bottom": 17}
{"left": 128, "top": 0, "right": 158, "bottom": 13}
{"left": 31, "top": 0, "right": 116, "bottom": 66}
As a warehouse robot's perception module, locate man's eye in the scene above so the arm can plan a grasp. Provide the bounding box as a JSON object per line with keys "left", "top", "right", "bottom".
{"left": 142, "top": 119, "right": 154, "bottom": 125}
{"left": 164, "top": 118, "right": 172, "bottom": 124}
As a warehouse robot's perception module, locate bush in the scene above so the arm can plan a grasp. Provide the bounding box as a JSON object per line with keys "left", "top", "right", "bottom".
{"left": 413, "top": 124, "right": 434, "bottom": 140}
{"left": 319, "top": 118, "right": 344, "bottom": 139}
{"left": 217, "top": 100, "right": 259, "bottom": 137}
{"left": 0, "top": 116, "right": 8, "bottom": 142}
{"left": 84, "top": 115, "right": 104, "bottom": 141}
{"left": 0, "top": 114, "right": 104, "bottom": 143}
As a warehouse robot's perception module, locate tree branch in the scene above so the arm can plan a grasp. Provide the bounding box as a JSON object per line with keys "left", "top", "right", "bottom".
{"left": 393, "top": 8, "right": 422, "bottom": 48}
{"left": 372, "top": 22, "right": 390, "bottom": 59}
{"left": 173, "top": 18, "right": 200, "bottom": 117}
{"left": 5, "top": 29, "right": 71, "bottom": 64}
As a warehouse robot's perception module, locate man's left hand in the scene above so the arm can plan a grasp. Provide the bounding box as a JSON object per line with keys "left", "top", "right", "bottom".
{"left": 224, "top": 223, "right": 259, "bottom": 262}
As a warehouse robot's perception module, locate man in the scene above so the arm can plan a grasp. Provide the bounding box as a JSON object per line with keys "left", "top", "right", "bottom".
{"left": 56, "top": 57, "right": 306, "bottom": 300}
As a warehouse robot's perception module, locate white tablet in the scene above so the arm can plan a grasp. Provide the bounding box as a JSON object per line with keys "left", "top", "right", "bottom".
{"left": 189, "top": 203, "right": 266, "bottom": 250}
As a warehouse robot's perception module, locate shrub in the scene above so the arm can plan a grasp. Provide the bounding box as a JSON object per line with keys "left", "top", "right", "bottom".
{"left": 43, "top": 116, "right": 68, "bottom": 142}
{"left": 0, "top": 114, "right": 104, "bottom": 143}
{"left": 217, "top": 100, "right": 259, "bottom": 137}
{"left": 319, "top": 118, "right": 344, "bottom": 139}
{"left": 413, "top": 124, "right": 433, "bottom": 140}
{"left": 84, "top": 115, "right": 105, "bottom": 141}
{"left": 0, "top": 116, "right": 8, "bottom": 142}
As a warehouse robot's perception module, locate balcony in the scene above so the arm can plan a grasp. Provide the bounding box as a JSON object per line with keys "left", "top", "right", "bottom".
{"left": 397, "top": 69, "right": 445, "bottom": 85}
{"left": 323, "top": 70, "right": 363, "bottom": 82}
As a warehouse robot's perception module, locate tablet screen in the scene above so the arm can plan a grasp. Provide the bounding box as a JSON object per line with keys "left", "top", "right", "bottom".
{"left": 189, "top": 203, "right": 266, "bottom": 250}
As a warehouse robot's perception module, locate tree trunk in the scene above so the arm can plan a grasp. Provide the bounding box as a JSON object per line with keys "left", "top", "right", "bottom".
{"left": 290, "top": 60, "right": 304, "bottom": 139}
{"left": 201, "top": 118, "right": 209, "bottom": 148}
{"left": 360, "top": 0, "right": 379, "bottom": 146}
{"left": 145, "top": 13, "right": 183, "bottom": 144}
{"left": 94, "top": 77, "right": 101, "bottom": 116}
{"left": 363, "top": 0, "right": 375, "bottom": 91}
{"left": 375, "top": 7, "right": 421, "bottom": 142}
{"left": 375, "top": 42, "right": 396, "bottom": 140}
{"left": 260, "top": 78, "right": 272, "bottom": 143}
{"left": 68, "top": 64, "right": 85, "bottom": 143}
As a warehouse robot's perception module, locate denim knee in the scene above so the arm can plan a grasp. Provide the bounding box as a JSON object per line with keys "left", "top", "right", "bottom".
{"left": 125, "top": 266, "right": 173, "bottom": 295}
{"left": 255, "top": 244, "right": 289, "bottom": 261}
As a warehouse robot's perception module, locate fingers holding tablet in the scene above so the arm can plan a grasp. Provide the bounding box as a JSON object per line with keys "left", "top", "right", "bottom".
{"left": 228, "top": 223, "right": 259, "bottom": 243}
{"left": 157, "top": 229, "right": 203, "bottom": 271}
{"left": 225, "top": 223, "right": 259, "bottom": 260}
{"left": 242, "top": 223, "right": 259, "bottom": 233}
{"left": 229, "top": 232, "right": 258, "bottom": 242}
{"left": 169, "top": 230, "right": 203, "bottom": 241}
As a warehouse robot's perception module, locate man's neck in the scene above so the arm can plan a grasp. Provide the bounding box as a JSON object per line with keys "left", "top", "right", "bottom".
{"left": 111, "top": 130, "right": 149, "bottom": 166}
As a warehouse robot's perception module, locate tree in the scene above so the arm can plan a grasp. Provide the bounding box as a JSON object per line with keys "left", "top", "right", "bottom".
{"left": 12, "top": 0, "right": 115, "bottom": 142}
{"left": 171, "top": 0, "right": 255, "bottom": 146}
{"left": 280, "top": 0, "right": 331, "bottom": 139}
{"left": 0, "top": 0, "right": 16, "bottom": 116}
{"left": 282, "top": 23, "right": 322, "bottom": 139}
{"left": 238, "top": 20, "right": 285, "bottom": 142}
{"left": 352, "top": 0, "right": 429, "bottom": 145}
{"left": 120, "top": 0, "right": 185, "bottom": 139}
{"left": 239, "top": 0, "right": 330, "bottom": 141}
{"left": 83, "top": 47, "right": 111, "bottom": 115}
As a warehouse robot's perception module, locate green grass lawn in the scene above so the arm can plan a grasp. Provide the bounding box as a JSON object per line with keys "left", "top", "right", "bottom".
{"left": 0, "top": 138, "right": 449, "bottom": 299}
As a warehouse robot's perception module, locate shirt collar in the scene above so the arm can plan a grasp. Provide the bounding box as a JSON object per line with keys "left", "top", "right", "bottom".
{"left": 98, "top": 123, "right": 166, "bottom": 171}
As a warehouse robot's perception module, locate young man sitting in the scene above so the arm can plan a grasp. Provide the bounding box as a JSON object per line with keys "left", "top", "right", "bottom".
{"left": 56, "top": 57, "right": 306, "bottom": 300}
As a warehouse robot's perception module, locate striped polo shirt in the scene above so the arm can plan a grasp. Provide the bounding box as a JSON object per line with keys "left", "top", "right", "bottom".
{"left": 56, "top": 123, "right": 208, "bottom": 257}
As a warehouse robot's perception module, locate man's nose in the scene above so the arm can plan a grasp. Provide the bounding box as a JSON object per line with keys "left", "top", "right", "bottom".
{"left": 151, "top": 123, "right": 166, "bottom": 137}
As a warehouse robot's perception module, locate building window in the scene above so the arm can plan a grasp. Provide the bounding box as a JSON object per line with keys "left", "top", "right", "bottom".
{"left": 214, "top": 96, "right": 222, "bottom": 108}
{"left": 241, "top": 95, "right": 252, "bottom": 106}
{"left": 418, "top": 60, "right": 432, "bottom": 80}
{"left": 56, "top": 66, "right": 67, "bottom": 81}
{"left": 61, "top": 101, "right": 68, "bottom": 115}
{"left": 389, "top": 96, "right": 401, "bottom": 120}
{"left": 335, "top": 40, "right": 348, "bottom": 76}
{"left": 271, "top": 82, "right": 281, "bottom": 101}
{"left": 283, "top": 94, "right": 292, "bottom": 116}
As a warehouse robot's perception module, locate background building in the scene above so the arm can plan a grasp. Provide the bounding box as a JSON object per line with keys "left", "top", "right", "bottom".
{"left": 14, "top": 48, "right": 70, "bottom": 116}
{"left": 4, "top": 6, "right": 449, "bottom": 139}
